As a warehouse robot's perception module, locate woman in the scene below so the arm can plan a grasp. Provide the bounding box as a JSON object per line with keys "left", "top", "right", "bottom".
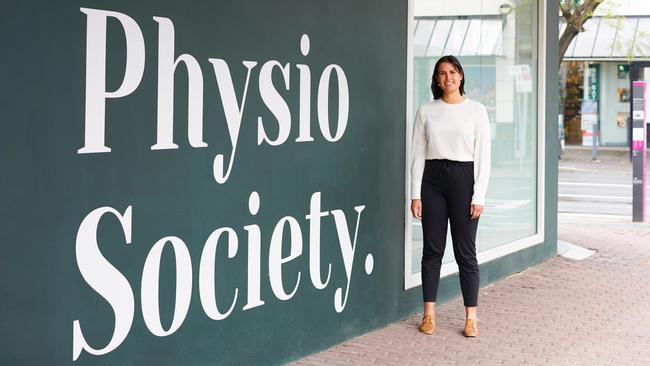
{"left": 410, "top": 55, "right": 491, "bottom": 338}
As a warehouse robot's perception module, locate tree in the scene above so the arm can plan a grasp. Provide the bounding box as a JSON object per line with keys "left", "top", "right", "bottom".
{"left": 559, "top": 0, "right": 605, "bottom": 65}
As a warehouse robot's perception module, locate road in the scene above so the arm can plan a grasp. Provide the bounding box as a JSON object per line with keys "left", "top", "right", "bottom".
{"left": 558, "top": 156, "right": 650, "bottom": 219}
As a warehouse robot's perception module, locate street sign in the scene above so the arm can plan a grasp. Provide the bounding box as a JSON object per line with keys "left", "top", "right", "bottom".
{"left": 586, "top": 64, "right": 600, "bottom": 160}
{"left": 581, "top": 100, "right": 598, "bottom": 147}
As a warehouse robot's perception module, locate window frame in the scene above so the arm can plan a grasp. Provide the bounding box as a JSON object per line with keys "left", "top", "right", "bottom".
{"left": 404, "top": 0, "right": 548, "bottom": 290}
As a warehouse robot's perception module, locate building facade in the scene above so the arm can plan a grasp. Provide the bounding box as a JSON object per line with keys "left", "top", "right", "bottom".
{"left": 0, "top": 1, "right": 559, "bottom": 365}
{"left": 560, "top": 3, "right": 650, "bottom": 147}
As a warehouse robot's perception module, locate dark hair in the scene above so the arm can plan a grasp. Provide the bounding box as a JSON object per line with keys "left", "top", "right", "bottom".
{"left": 430, "top": 55, "right": 465, "bottom": 100}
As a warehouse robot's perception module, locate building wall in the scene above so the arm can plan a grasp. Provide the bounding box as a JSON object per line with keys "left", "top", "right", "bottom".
{"left": 576, "top": 61, "right": 650, "bottom": 147}
{"left": 600, "top": 63, "right": 630, "bottom": 146}
{"left": 0, "top": 1, "right": 558, "bottom": 365}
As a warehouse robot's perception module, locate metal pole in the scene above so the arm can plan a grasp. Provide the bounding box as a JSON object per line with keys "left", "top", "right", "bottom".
{"left": 592, "top": 119, "right": 598, "bottom": 161}
{"left": 632, "top": 81, "right": 647, "bottom": 222}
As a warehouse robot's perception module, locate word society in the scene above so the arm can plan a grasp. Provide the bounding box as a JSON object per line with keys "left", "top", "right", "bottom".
{"left": 78, "top": 8, "right": 350, "bottom": 184}
{"left": 73, "top": 192, "right": 369, "bottom": 361}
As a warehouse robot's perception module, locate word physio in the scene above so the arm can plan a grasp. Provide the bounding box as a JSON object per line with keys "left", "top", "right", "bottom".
{"left": 78, "top": 7, "right": 350, "bottom": 184}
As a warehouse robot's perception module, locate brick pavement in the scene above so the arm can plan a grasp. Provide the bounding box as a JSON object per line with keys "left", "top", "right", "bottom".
{"left": 292, "top": 217, "right": 650, "bottom": 366}
{"left": 292, "top": 147, "right": 650, "bottom": 366}
{"left": 559, "top": 146, "right": 637, "bottom": 172}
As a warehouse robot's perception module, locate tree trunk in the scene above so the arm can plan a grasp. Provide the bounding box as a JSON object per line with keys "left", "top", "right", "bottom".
{"left": 559, "top": 24, "right": 580, "bottom": 66}
{"left": 559, "top": 0, "right": 604, "bottom": 66}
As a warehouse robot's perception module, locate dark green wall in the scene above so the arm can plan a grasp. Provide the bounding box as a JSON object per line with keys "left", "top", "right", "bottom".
{"left": 0, "top": 1, "right": 558, "bottom": 365}
{"left": 1, "top": 1, "right": 408, "bottom": 365}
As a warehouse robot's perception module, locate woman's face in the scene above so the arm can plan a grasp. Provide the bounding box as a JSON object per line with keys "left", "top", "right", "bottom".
{"left": 436, "top": 62, "right": 463, "bottom": 95}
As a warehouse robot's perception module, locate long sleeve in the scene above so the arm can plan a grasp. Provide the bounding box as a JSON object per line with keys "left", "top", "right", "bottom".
{"left": 410, "top": 108, "right": 426, "bottom": 199}
{"left": 471, "top": 105, "right": 491, "bottom": 206}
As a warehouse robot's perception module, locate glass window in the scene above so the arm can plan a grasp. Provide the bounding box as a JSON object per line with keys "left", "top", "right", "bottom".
{"left": 445, "top": 20, "right": 470, "bottom": 55}
{"left": 414, "top": 20, "right": 436, "bottom": 57}
{"left": 427, "top": 20, "right": 453, "bottom": 57}
{"left": 460, "top": 19, "right": 482, "bottom": 56}
{"left": 480, "top": 20, "right": 503, "bottom": 56}
{"left": 408, "top": 0, "right": 538, "bottom": 279}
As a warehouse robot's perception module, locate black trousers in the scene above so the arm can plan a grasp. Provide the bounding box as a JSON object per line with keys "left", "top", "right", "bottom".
{"left": 420, "top": 159, "right": 479, "bottom": 307}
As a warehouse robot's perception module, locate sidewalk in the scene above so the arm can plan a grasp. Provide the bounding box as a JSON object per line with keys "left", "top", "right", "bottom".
{"left": 559, "top": 145, "right": 637, "bottom": 173}
{"left": 292, "top": 147, "right": 650, "bottom": 366}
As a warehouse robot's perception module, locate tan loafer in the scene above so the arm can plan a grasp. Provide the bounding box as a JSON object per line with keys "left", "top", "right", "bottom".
{"left": 419, "top": 315, "right": 435, "bottom": 335}
{"left": 464, "top": 318, "right": 478, "bottom": 337}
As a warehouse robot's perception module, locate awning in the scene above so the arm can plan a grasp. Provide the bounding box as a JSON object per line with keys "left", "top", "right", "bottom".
{"left": 561, "top": 16, "right": 650, "bottom": 60}
{"left": 413, "top": 17, "right": 503, "bottom": 58}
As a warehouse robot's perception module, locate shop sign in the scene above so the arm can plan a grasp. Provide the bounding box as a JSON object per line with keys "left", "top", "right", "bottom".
{"left": 587, "top": 64, "right": 599, "bottom": 102}
{"left": 581, "top": 100, "right": 598, "bottom": 147}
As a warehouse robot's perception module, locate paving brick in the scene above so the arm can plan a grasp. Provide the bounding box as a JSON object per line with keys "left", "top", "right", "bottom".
{"left": 292, "top": 147, "right": 650, "bottom": 366}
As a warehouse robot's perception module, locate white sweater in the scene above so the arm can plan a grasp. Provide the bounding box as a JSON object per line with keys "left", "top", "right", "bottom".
{"left": 410, "top": 98, "right": 491, "bottom": 205}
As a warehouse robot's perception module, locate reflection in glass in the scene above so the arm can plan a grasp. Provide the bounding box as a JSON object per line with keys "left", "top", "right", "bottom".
{"left": 410, "top": 0, "right": 538, "bottom": 275}
{"left": 427, "top": 20, "right": 453, "bottom": 57}
{"left": 461, "top": 20, "right": 482, "bottom": 56}
{"left": 445, "top": 20, "right": 470, "bottom": 55}
{"left": 414, "top": 20, "right": 436, "bottom": 56}
{"left": 479, "top": 20, "right": 503, "bottom": 56}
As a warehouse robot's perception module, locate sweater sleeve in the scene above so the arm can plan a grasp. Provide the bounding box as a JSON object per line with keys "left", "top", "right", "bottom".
{"left": 410, "top": 108, "right": 426, "bottom": 200}
{"left": 471, "top": 104, "right": 491, "bottom": 206}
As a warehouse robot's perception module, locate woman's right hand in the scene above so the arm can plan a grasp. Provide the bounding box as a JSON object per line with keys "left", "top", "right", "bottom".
{"left": 411, "top": 199, "right": 422, "bottom": 220}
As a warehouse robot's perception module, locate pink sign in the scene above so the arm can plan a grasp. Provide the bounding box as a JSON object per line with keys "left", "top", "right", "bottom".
{"left": 633, "top": 141, "right": 645, "bottom": 150}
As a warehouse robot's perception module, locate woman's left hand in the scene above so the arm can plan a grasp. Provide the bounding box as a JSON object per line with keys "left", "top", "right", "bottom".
{"left": 470, "top": 204, "right": 484, "bottom": 220}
